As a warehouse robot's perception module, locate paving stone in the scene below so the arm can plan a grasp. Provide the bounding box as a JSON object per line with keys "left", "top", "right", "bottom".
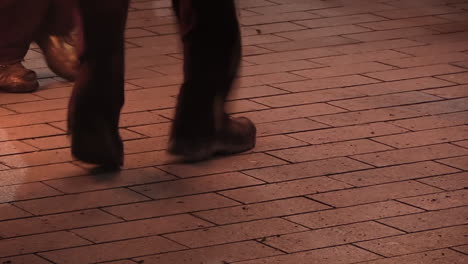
{"left": 418, "top": 171, "right": 468, "bottom": 191}
{"left": 0, "top": 203, "right": 31, "bottom": 221}
{"left": 312, "top": 106, "right": 423, "bottom": 127}
{"left": 356, "top": 226, "right": 467, "bottom": 257}
{"left": 331, "top": 39, "right": 423, "bottom": 54}
{"left": 234, "top": 245, "right": 380, "bottom": 264}
{"left": 330, "top": 91, "right": 441, "bottom": 111}
{"left": 269, "top": 139, "right": 392, "bottom": 163}
{"left": 453, "top": 245, "right": 468, "bottom": 254}
{"left": 359, "top": 16, "right": 451, "bottom": 31}
{"left": 293, "top": 62, "right": 395, "bottom": 79}
{"left": 375, "top": 6, "right": 463, "bottom": 19}
{"left": 39, "top": 236, "right": 185, "bottom": 264}
{"left": 313, "top": 4, "right": 397, "bottom": 18}
{"left": 44, "top": 167, "right": 175, "bottom": 193}
{"left": 221, "top": 176, "right": 351, "bottom": 203}
{"left": 13, "top": 188, "right": 149, "bottom": 215}
{"left": 345, "top": 27, "right": 435, "bottom": 42}
{"left": 274, "top": 75, "right": 380, "bottom": 92}
{"left": 347, "top": 77, "right": 453, "bottom": 96}
{"left": 390, "top": 111, "right": 468, "bottom": 131}
{"left": 195, "top": 197, "right": 330, "bottom": 225}
{"left": 0, "top": 124, "right": 63, "bottom": 142}
{"left": 0, "top": 163, "right": 87, "bottom": 186}
{"left": 235, "top": 103, "right": 346, "bottom": 123}
{"left": 289, "top": 122, "right": 407, "bottom": 145}
{"left": 159, "top": 153, "right": 287, "bottom": 178}
{"left": 403, "top": 98, "right": 468, "bottom": 115}
{"left": 286, "top": 200, "right": 423, "bottom": 229}
{"left": 437, "top": 155, "right": 468, "bottom": 170}
{"left": 453, "top": 140, "right": 468, "bottom": 148}
{"left": 2, "top": 2, "right": 468, "bottom": 262}
{"left": 365, "top": 64, "right": 466, "bottom": 82}
{"left": 251, "top": 134, "right": 308, "bottom": 152}
{"left": 0, "top": 255, "right": 53, "bottom": 264}
{"left": 383, "top": 52, "right": 468, "bottom": 68}
{"left": 134, "top": 241, "right": 281, "bottom": 264}
{"left": 398, "top": 189, "right": 467, "bottom": 210}
{"left": 165, "top": 218, "right": 307, "bottom": 248}
{"left": 352, "top": 143, "right": 468, "bottom": 167}
{"left": 104, "top": 193, "right": 240, "bottom": 221}
{"left": 309, "top": 181, "right": 440, "bottom": 207}
{"left": 244, "top": 157, "right": 371, "bottom": 183}
{"left": 263, "top": 222, "right": 403, "bottom": 253}
{"left": 244, "top": 47, "right": 340, "bottom": 64}
{"left": 240, "top": 11, "right": 319, "bottom": 26}
{"left": 4, "top": 98, "right": 68, "bottom": 113}
{"left": 130, "top": 172, "right": 263, "bottom": 199}
{"left": 239, "top": 72, "right": 306, "bottom": 87}
{"left": 0, "top": 209, "right": 121, "bottom": 238}
{"left": 0, "top": 231, "right": 90, "bottom": 258}
{"left": 245, "top": 22, "right": 306, "bottom": 35}
{"left": 398, "top": 40, "right": 468, "bottom": 56}
{"left": 247, "top": 2, "right": 340, "bottom": 15}
{"left": 0, "top": 140, "right": 37, "bottom": 156}
{"left": 373, "top": 126, "right": 468, "bottom": 148}
{"left": 260, "top": 35, "right": 359, "bottom": 52}
{"left": 424, "top": 84, "right": 468, "bottom": 98}
{"left": 0, "top": 148, "right": 74, "bottom": 168}
{"left": 72, "top": 214, "right": 213, "bottom": 243}
{"left": 123, "top": 150, "right": 175, "bottom": 169}
{"left": 277, "top": 25, "right": 371, "bottom": 40}
{"left": 330, "top": 161, "right": 459, "bottom": 186}
{"left": 0, "top": 182, "right": 62, "bottom": 203}
{"left": 438, "top": 72, "right": 468, "bottom": 84}
{"left": 240, "top": 60, "right": 322, "bottom": 77}
{"left": 256, "top": 118, "right": 329, "bottom": 136}
{"left": 311, "top": 50, "right": 410, "bottom": 65}
{"left": 359, "top": 249, "right": 468, "bottom": 264}
{"left": 379, "top": 207, "right": 468, "bottom": 232}
{"left": 297, "top": 14, "right": 386, "bottom": 29}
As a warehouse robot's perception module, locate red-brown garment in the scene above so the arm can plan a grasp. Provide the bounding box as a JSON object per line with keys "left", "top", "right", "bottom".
{"left": 0, "top": 0, "right": 75, "bottom": 64}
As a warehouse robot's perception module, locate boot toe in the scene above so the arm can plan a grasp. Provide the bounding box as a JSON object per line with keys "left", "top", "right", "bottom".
{"left": 38, "top": 35, "right": 79, "bottom": 81}
{"left": 0, "top": 63, "right": 39, "bottom": 93}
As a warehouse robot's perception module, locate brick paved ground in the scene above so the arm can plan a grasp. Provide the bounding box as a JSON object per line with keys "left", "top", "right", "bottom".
{"left": 1, "top": 0, "right": 467, "bottom": 263}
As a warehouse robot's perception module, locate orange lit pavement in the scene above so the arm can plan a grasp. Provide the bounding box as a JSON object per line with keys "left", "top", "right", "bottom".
{"left": 0, "top": 0, "right": 467, "bottom": 263}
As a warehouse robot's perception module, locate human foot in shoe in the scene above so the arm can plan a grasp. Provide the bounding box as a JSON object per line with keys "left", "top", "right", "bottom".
{"left": 168, "top": 117, "right": 256, "bottom": 162}
{"left": 70, "top": 126, "right": 123, "bottom": 170}
{"left": 0, "top": 62, "right": 39, "bottom": 93}
{"left": 37, "top": 33, "right": 79, "bottom": 82}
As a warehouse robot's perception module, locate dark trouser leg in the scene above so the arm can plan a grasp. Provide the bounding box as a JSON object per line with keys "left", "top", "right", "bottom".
{"left": 170, "top": 0, "right": 242, "bottom": 142}
{"left": 67, "top": 0, "right": 129, "bottom": 167}
{"left": 0, "top": 0, "right": 50, "bottom": 64}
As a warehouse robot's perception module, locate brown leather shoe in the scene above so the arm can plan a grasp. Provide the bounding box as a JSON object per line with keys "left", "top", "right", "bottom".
{"left": 37, "top": 33, "right": 79, "bottom": 82}
{"left": 168, "top": 117, "right": 256, "bottom": 162}
{"left": 0, "top": 62, "right": 39, "bottom": 93}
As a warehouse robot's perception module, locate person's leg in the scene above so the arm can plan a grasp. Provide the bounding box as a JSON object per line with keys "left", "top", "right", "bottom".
{"left": 35, "top": 0, "right": 80, "bottom": 81}
{"left": 41, "top": 0, "right": 77, "bottom": 36}
{"left": 169, "top": 0, "right": 256, "bottom": 161}
{"left": 67, "top": 0, "right": 129, "bottom": 168}
{"left": 0, "top": 0, "right": 51, "bottom": 64}
{"left": 0, "top": 0, "right": 50, "bottom": 92}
